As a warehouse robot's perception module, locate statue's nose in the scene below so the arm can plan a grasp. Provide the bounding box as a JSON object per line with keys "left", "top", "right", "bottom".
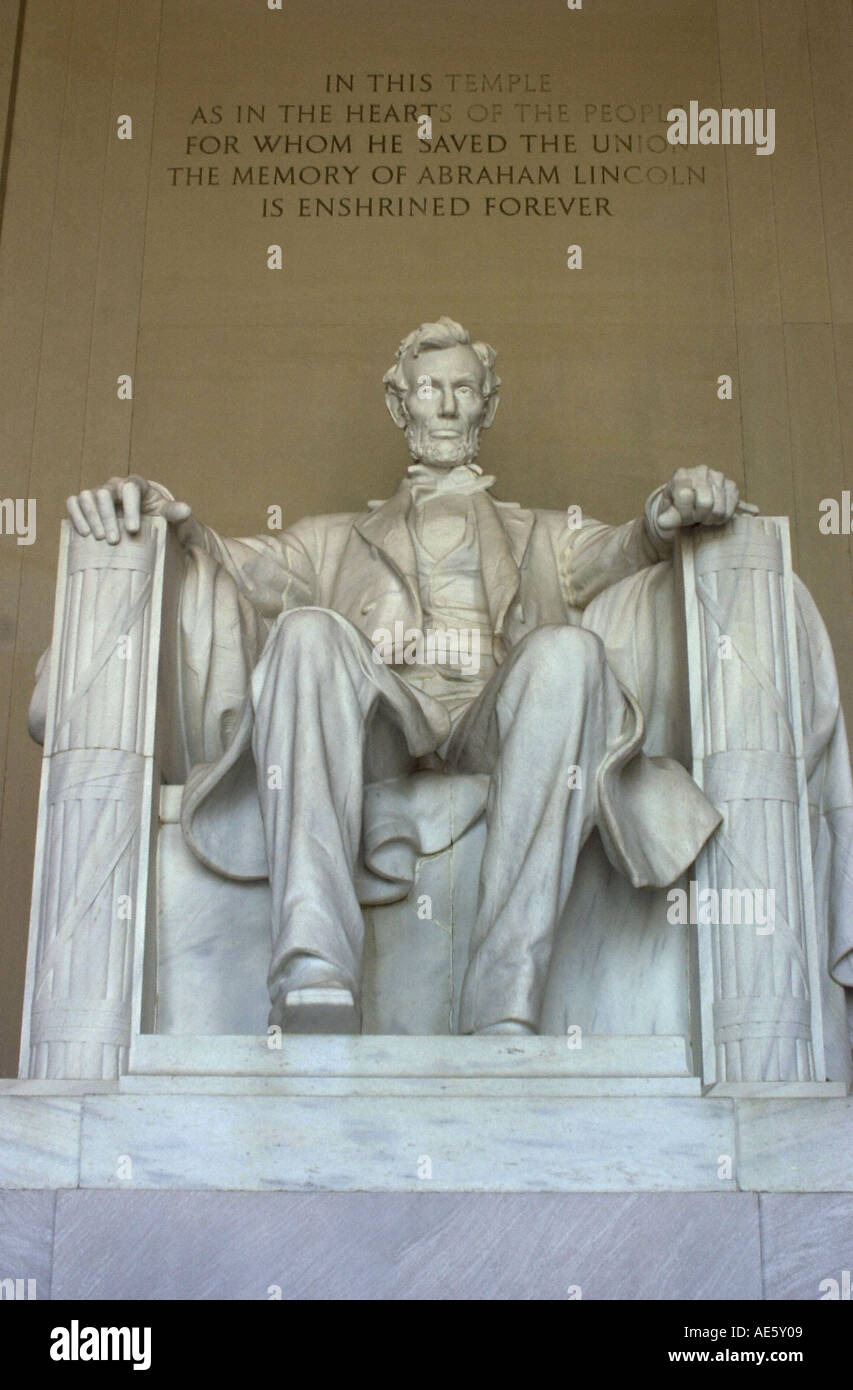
{"left": 438, "top": 386, "right": 457, "bottom": 416}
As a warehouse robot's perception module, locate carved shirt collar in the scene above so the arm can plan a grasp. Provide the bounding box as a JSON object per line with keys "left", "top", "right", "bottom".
{"left": 406, "top": 461, "right": 497, "bottom": 506}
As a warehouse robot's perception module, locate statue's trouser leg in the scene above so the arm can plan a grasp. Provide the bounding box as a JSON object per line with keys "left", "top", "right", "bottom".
{"left": 447, "top": 624, "right": 629, "bottom": 1033}
{"left": 249, "top": 608, "right": 419, "bottom": 1005}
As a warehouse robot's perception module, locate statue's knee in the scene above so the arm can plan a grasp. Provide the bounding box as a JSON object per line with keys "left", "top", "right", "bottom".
{"left": 269, "top": 607, "right": 346, "bottom": 655}
{"left": 516, "top": 624, "right": 606, "bottom": 686}
{"left": 257, "top": 609, "right": 351, "bottom": 691}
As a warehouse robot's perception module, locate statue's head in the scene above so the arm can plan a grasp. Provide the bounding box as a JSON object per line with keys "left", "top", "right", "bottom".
{"left": 383, "top": 317, "right": 500, "bottom": 469}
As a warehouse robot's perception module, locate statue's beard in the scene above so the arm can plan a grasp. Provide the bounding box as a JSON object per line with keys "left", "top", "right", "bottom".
{"left": 404, "top": 420, "right": 481, "bottom": 469}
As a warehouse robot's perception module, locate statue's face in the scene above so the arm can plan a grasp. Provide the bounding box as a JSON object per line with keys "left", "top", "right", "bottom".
{"left": 399, "top": 344, "right": 490, "bottom": 469}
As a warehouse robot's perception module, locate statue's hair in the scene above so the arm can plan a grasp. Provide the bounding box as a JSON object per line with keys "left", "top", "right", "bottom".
{"left": 383, "top": 316, "right": 500, "bottom": 400}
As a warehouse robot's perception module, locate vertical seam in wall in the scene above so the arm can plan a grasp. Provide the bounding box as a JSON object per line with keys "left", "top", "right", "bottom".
{"left": 78, "top": 0, "right": 123, "bottom": 481}
{"left": 0, "top": 0, "right": 26, "bottom": 238}
{"left": 47, "top": 1187, "right": 59, "bottom": 1300}
{"left": 714, "top": 0, "right": 747, "bottom": 500}
{"left": 757, "top": 1191, "right": 769, "bottom": 1299}
{"left": 0, "top": 8, "right": 74, "bottom": 845}
{"left": 804, "top": 0, "right": 853, "bottom": 596}
{"left": 127, "top": 0, "right": 165, "bottom": 480}
{"left": 733, "top": 1107, "right": 768, "bottom": 1301}
{"left": 758, "top": 0, "right": 800, "bottom": 574}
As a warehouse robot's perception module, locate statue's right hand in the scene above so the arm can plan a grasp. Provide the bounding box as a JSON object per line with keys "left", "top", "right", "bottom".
{"left": 66, "top": 476, "right": 194, "bottom": 544}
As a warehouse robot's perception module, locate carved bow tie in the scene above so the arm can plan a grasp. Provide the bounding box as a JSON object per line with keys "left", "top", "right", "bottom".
{"left": 406, "top": 463, "right": 496, "bottom": 507}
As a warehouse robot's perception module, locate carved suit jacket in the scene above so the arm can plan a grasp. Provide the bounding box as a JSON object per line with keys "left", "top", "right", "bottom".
{"left": 191, "top": 478, "right": 671, "bottom": 652}
{"left": 178, "top": 478, "right": 722, "bottom": 894}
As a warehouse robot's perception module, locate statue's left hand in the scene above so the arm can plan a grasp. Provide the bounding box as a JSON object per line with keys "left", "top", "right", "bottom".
{"left": 655, "top": 466, "right": 739, "bottom": 536}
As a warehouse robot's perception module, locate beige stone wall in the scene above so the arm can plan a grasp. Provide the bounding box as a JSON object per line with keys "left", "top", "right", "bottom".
{"left": 1, "top": 0, "right": 851, "bottom": 1075}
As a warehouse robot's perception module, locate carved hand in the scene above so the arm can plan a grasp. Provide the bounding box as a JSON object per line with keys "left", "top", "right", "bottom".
{"left": 653, "top": 465, "right": 740, "bottom": 539}
{"left": 66, "top": 475, "right": 201, "bottom": 546}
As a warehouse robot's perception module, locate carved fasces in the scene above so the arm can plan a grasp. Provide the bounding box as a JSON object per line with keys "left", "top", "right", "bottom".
{"left": 680, "top": 514, "right": 827, "bottom": 1084}
{"left": 21, "top": 518, "right": 166, "bottom": 1080}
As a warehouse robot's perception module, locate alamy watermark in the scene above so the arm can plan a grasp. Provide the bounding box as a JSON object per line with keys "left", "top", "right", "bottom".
{"left": 50, "top": 1320, "right": 151, "bottom": 1370}
{"left": 667, "top": 880, "right": 775, "bottom": 934}
{"left": 0, "top": 1277, "right": 36, "bottom": 1299}
{"left": 819, "top": 1270, "right": 852, "bottom": 1299}
{"left": 818, "top": 492, "right": 853, "bottom": 534}
{"left": 667, "top": 103, "right": 775, "bottom": 156}
{"left": 0, "top": 497, "right": 36, "bottom": 545}
{"left": 372, "top": 622, "right": 481, "bottom": 673}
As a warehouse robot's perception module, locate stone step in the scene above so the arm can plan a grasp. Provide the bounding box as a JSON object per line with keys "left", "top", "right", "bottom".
{"left": 128, "top": 1032, "right": 693, "bottom": 1078}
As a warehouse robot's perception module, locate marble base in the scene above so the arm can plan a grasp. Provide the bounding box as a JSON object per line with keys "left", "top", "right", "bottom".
{"left": 0, "top": 1082, "right": 851, "bottom": 1193}
{"left": 5, "top": 1188, "right": 853, "bottom": 1299}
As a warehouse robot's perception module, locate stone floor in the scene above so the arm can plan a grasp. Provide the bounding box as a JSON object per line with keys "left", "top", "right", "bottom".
{"left": 1, "top": 1191, "right": 851, "bottom": 1300}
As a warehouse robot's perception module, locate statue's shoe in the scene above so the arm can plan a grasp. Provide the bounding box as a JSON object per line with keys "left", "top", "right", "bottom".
{"left": 270, "top": 986, "right": 360, "bottom": 1035}
{"left": 477, "top": 1020, "right": 536, "bottom": 1036}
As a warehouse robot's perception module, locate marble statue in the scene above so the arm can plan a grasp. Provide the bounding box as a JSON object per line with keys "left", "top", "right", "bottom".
{"left": 31, "top": 317, "right": 853, "bottom": 1074}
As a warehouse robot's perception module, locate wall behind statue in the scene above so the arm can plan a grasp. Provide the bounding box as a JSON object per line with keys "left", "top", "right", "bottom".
{"left": 0, "top": 0, "right": 850, "bottom": 1076}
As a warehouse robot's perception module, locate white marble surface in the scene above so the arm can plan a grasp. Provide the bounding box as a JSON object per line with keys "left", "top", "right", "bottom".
{"left": 77, "top": 1094, "right": 735, "bottom": 1191}
{"left": 0, "top": 1191, "right": 55, "bottom": 1298}
{"left": 363, "top": 846, "right": 457, "bottom": 1035}
{"left": 0, "top": 1091, "right": 852, "bottom": 1192}
{"left": 737, "top": 1098, "right": 853, "bottom": 1190}
{"left": 7, "top": 1187, "right": 853, "bottom": 1300}
{"left": 48, "top": 1191, "right": 763, "bottom": 1301}
{"left": 706, "top": 1080, "right": 847, "bottom": 1098}
{"left": 759, "top": 1194, "right": 853, "bottom": 1299}
{"left": 0, "top": 1097, "right": 81, "bottom": 1188}
{"left": 117, "top": 1075, "right": 703, "bottom": 1098}
{"left": 128, "top": 1032, "right": 693, "bottom": 1078}
{"left": 0, "top": 1080, "right": 115, "bottom": 1094}
{"left": 156, "top": 823, "right": 270, "bottom": 1036}
{"left": 157, "top": 810, "right": 697, "bottom": 1040}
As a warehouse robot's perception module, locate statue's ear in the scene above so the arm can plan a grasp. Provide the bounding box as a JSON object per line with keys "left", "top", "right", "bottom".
{"left": 385, "top": 385, "right": 408, "bottom": 430}
{"left": 482, "top": 391, "right": 500, "bottom": 430}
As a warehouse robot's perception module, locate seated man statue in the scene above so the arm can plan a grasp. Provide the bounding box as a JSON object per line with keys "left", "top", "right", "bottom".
{"left": 60, "top": 317, "right": 852, "bottom": 1042}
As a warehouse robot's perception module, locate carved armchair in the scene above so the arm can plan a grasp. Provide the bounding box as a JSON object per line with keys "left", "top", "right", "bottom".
{"left": 20, "top": 512, "right": 852, "bottom": 1093}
